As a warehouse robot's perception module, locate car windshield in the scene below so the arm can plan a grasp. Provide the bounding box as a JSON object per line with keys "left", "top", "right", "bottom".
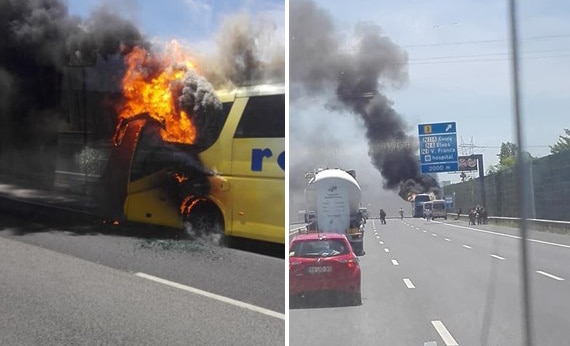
{"left": 291, "top": 239, "right": 349, "bottom": 258}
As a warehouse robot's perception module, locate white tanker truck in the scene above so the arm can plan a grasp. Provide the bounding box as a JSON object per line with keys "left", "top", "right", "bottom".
{"left": 304, "top": 168, "right": 365, "bottom": 255}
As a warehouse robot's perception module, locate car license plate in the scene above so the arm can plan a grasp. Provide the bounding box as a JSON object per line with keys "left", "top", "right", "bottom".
{"left": 307, "top": 266, "right": 333, "bottom": 274}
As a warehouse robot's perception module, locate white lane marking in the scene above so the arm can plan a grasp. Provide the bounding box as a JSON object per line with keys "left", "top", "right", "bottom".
{"left": 403, "top": 278, "right": 415, "bottom": 288}
{"left": 423, "top": 230, "right": 427, "bottom": 233}
{"left": 416, "top": 227, "right": 421, "bottom": 230}
{"left": 379, "top": 241, "right": 384, "bottom": 245}
{"left": 536, "top": 270, "right": 565, "bottom": 281}
{"left": 384, "top": 248, "right": 390, "bottom": 253}
{"left": 373, "top": 220, "right": 376, "bottom": 228}
{"left": 431, "top": 320, "right": 459, "bottom": 346}
{"left": 441, "top": 222, "right": 570, "bottom": 249}
{"left": 391, "top": 259, "right": 399, "bottom": 266}
{"left": 462, "top": 244, "right": 472, "bottom": 249}
{"left": 444, "top": 238, "right": 451, "bottom": 242}
{"left": 135, "top": 273, "right": 285, "bottom": 320}
{"left": 376, "top": 235, "right": 380, "bottom": 239}
{"left": 432, "top": 233, "right": 438, "bottom": 237}
{"left": 491, "top": 254, "right": 505, "bottom": 260}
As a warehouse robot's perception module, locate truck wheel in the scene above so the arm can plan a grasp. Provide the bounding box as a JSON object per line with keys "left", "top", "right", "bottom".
{"left": 182, "top": 200, "right": 225, "bottom": 244}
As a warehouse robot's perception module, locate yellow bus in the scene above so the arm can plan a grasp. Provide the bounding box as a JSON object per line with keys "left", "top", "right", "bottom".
{"left": 107, "top": 84, "right": 285, "bottom": 244}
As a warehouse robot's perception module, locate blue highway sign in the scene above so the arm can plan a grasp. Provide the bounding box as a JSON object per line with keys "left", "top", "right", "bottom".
{"left": 418, "top": 122, "right": 458, "bottom": 174}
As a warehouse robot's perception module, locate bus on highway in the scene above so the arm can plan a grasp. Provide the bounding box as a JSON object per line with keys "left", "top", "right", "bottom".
{"left": 411, "top": 193, "right": 432, "bottom": 217}
{"left": 107, "top": 84, "right": 285, "bottom": 244}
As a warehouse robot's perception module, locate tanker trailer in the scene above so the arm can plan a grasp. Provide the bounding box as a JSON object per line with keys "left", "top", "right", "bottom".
{"left": 305, "top": 168, "right": 365, "bottom": 255}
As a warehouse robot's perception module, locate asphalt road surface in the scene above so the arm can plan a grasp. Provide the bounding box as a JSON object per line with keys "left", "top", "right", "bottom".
{"left": 0, "top": 215, "right": 284, "bottom": 345}
{"left": 289, "top": 217, "right": 570, "bottom": 346}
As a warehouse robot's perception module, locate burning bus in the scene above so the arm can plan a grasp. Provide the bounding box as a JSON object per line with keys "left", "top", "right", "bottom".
{"left": 100, "top": 44, "right": 285, "bottom": 244}
{"left": 410, "top": 193, "right": 433, "bottom": 218}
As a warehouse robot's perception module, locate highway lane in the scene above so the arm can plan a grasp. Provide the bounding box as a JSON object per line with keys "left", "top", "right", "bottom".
{"left": 0, "top": 215, "right": 284, "bottom": 345}
{"left": 290, "top": 219, "right": 446, "bottom": 345}
{"left": 289, "top": 217, "right": 570, "bottom": 345}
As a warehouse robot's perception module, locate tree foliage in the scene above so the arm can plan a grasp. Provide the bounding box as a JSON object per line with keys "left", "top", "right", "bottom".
{"left": 487, "top": 141, "right": 533, "bottom": 174}
{"left": 550, "top": 129, "right": 570, "bottom": 154}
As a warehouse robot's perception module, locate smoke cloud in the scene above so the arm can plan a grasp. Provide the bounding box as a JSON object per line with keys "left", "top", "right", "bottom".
{"left": 290, "top": 0, "right": 439, "bottom": 200}
{"left": 0, "top": 0, "right": 146, "bottom": 142}
{"left": 199, "top": 13, "right": 284, "bottom": 88}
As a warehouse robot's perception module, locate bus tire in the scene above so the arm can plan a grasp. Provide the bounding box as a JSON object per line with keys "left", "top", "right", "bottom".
{"left": 182, "top": 200, "right": 225, "bottom": 244}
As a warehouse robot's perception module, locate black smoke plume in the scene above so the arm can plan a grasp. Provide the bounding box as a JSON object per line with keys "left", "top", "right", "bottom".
{"left": 0, "top": 0, "right": 146, "bottom": 132}
{"left": 290, "top": 0, "right": 439, "bottom": 200}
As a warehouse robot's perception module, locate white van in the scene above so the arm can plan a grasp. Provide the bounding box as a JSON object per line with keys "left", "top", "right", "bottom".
{"left": 431, "top": 200, "right": 447, "bottom": 220}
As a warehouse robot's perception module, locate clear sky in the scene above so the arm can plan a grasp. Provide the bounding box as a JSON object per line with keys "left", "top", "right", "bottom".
{"left": 289, "top": 0, "right": 570, "bottom": 217}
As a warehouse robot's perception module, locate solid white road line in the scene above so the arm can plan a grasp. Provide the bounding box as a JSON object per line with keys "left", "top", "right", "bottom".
{"left": 135, "top": 273, "right": 285, "bottom": 320}
{"left": 444, "top": 238, "right": 451, "bottom": 242}
{"left": 431, "top": 320, "right": 459, "bottom": 346}
{"left": 440, "top": 222, "right": 570, "bottom": 249}
{"left": 384, "top": 248, "right": 390, "bottom": 253}
{"left": 403, "top": 278, "right": 415, "bottom": 288}
{"left": 490, "top": 254, "right": 505, "bottom": 260}
{"left": 391, "top": 259, "right": 399, "bottom": 266}
{"left": 462, "top": 244, "right": 472, "bottom": 249}
{"left": 536, "top": 270, "right": 565, "bottom": 281}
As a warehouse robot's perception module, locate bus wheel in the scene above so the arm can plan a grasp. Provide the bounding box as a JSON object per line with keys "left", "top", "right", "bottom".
{"left": 182, "top": 201, "right": 225, "bottom": 244}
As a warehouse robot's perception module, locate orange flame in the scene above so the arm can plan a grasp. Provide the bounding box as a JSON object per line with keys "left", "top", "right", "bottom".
{"left": 407, "top": 193, "right": 417, "bottom": 202}
{"left": 173, "top": 172, "right": 189, "bottom": 184}
{"left": 117, "top": 41, "right": 199, "bottom": 144}
{"left": 180, "top": 195, "right": 208, "bottom": 216}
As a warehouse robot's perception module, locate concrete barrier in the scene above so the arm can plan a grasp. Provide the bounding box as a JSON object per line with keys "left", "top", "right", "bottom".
{"left": 449, "top": 213, "right": 570, "bottom": 235}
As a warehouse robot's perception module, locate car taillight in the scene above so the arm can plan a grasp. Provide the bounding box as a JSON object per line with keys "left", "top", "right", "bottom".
{"left": 346, "top": 258, "right": 358, "bottom": 269}
{"left": 339, "top": 258, "right": 359, "bottom": 269}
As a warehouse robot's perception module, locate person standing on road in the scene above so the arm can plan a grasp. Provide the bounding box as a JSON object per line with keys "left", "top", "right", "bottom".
{"left": 379, "top": 209, "right": 387, "bottom": 224}
{"left": 399, "top": 207, "right": 404, "bottom": 220}
{"left": 425, "top": 207, "right": 432, "bottom": 221}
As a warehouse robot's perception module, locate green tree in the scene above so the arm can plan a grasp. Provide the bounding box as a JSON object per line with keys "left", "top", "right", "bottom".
{"left": 498, "top": 141, "right": 517, "bottom": 168}
{"left": 487, "top": 141, "right": 533, "bottom": 174}
{"left": 550, "top": 129, "right": 570, "bottom": 154}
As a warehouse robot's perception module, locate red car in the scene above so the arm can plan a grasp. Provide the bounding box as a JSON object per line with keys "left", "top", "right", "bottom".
{"left": 289, "top": 233, "right": 362, "bottom": 307}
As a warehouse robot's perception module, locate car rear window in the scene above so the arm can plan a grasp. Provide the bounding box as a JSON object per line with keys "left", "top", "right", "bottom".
{"left": 290, "top": 239, "right": 349, "bottom": 258}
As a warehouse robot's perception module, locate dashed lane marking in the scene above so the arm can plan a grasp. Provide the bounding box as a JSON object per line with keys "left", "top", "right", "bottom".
{"left": 431, "top": 320, "right": 459, "bottom": 346}
{"left": 536, "top": 270, "right": 565, "bottom": 281}
{"left": 403, "top": 278, "right": 416, "bottom": 288}
{"left": 490, "top": 254, "right": 505, "bottom": 260}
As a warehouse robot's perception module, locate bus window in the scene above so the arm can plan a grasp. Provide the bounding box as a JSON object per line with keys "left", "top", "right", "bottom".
{"left": 234, "top": 94, "right": 285, "bottom": 138}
